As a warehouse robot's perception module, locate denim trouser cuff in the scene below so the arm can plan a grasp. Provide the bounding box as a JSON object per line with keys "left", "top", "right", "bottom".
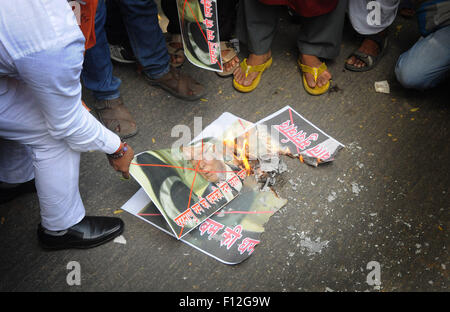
{"left": 144, "top": 63, "right": 170, "bottom": 80}
{"left": 93, "top": 89, "right": 121, "bottom": 101}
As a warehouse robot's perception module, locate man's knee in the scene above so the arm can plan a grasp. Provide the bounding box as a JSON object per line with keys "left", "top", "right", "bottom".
{"left": 395, "top": 55, "right": 426, "bottom": 90}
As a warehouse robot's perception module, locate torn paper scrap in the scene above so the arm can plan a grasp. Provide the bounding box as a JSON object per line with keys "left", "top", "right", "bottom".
{"left": 374, "top": 80, "right": 390, "bottom": 94}
{"left": 113, "top": 235, "right": 127, "bottom": 245}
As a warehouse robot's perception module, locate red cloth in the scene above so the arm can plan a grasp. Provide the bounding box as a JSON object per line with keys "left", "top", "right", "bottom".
{"left": 259, "top": 0, "right": 338, "bottom": 17}
{"left": 69, "top": 0, "right": 98, "bottom": 50}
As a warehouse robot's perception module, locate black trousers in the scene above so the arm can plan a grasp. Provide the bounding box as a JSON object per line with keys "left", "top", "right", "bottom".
{"left": 236, "top": 0, "right": 348, "bottom": 59}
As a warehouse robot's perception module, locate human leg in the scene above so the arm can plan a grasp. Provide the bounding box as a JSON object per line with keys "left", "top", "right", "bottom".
{"left": 346, "top": 0, "right": 399, "bottom": 71}
{"left": 395, "top": 26, "right": 450, "bottom": 90}
{"left": 233, "top": 0, "right": 280, "bottom": 91}
{"left": 0, "top": 139, "right": 34, "bottom": 184}
{"left": 118, "top": 0, "right": 170, "bottom": 78}
{"left": 82, "top": 0, "right": 122, "bottom": 100}
{"left": 106, "top": 0, "right": 137, "bottom": 64}
{"left": 0, "top": 139, "right": 36, "bottom": 204}
{"left": 82, "top": 0, "right": 137, "bottom": 139}
{"left": 0, "top": 81, "right": 123, "bottom": 248}
{"left": 297, "top": 0, "right": 347, "bottom": 93}
{"left": 118, "top": 0, "right": 205, "bottom": 100}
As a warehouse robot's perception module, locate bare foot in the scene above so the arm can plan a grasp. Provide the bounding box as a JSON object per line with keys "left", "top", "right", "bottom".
{"left": 222, "top": 51, "right": 239, "bottom": 74}
{"left": 233, "top": 51, "right": 271, "bottom": 86}
{"left": 346, "top": 38, "right": 380, "bottom": 69}
{"left": 221, "top": 45, "right": 240, "bottom": 73}
{"left": 300, "top": 54, "right": 331, "bottom": 88}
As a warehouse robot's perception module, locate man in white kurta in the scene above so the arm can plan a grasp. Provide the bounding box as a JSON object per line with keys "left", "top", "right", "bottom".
{"left": 0, "top": 0, "right": 127, "bottom": 243}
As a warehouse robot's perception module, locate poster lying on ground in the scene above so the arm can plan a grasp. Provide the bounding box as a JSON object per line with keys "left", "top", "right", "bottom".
{"left": 129, "top": 143, "right": 246, "bottom": 239}
{"left": 122, "top": 178, "right": 286, "bottom": 265}
{"left": 124, "top": 106, "right": 344, "bottom": 264}
{"left": 176, "top": 0, "right": 223, "bottom": 72}
{"left": 253, "top": 106, "right": 345, "bottom": 166}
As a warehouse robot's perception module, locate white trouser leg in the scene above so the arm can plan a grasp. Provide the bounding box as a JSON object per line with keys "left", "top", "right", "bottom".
{"left": 0, "top": 139, "right": 34, "bottom": 184}
{"left": 32, "top": 139, "right": 85, "bottom": 231}
{"left": 0, "top": 137, "right": 85, "bottom": 230}
{"left": 0, "top": 79, "right": 85, "bottom": 231}
{"left": 348, "top": 0, "right": 400, "bottom": 35}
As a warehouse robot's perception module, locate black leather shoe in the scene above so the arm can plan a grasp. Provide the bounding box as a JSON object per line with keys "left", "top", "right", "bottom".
{"left": 0, "top": 179, "right": 36, "bottom": 205}
{"left": 37, "top": 216, "right": 124, "bottom": 250}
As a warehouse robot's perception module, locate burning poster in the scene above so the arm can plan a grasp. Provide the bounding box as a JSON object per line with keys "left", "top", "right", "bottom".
{"left": 176, "top": 0, "right": 222, "bottom": 72}
{"left": 124, "top": 107, "right": 343, "bottom": 264}
{"left": 253, "top": 106, "right": 345, "bottom": 167}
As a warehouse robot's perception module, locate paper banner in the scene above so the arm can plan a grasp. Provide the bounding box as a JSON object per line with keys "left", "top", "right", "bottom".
{"left": 176, "top": 0, "right": 223, "bottom": 72}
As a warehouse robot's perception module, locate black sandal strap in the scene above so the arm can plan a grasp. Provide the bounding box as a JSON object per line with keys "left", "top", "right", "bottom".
{"left": 351, "top": 50, "right": 374, "bottom": 67}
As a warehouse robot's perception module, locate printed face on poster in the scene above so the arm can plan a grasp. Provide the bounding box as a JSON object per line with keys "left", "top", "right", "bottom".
{"left": 130, "top": 141, "right": 247, "bottom": 239}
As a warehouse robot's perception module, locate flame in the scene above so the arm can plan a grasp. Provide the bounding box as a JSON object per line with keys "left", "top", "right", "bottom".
{"left": 240, "top": 139, "right": 252, "bottom": 175}
{"left": 223, "top": 138, "right": 236, "bottom": 155}
{"left": 223, "top": 136, "right": 252, "bottom": 175}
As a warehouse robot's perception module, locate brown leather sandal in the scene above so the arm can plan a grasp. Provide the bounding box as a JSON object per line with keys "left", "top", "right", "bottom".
{"left": 144, "top": 67, "right": 205, "bottom": 101}
{"left": 94, "top": 97, "right": 138, "bottom": 139}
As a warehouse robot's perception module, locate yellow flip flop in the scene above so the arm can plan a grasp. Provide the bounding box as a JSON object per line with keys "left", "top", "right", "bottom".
{"left": 233, "top": 57, "right": 272, "bottom": 93}
{"left": 298, "top": 59, "right": 330, "bottom": 96}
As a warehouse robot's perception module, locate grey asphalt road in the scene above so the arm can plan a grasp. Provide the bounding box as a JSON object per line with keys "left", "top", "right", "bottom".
{"left": 0, "top": 11, "right": 448, "bottom": 292}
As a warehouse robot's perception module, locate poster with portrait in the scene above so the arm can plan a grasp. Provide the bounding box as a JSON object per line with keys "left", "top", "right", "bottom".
{"left": 124, "top": 107, "right": 343, "bottom": 263}
{"left": 129, "top": 139, "right": 246, "bottom": 239}
{"left": 125, "top": 113, "right": 288, "bottom": 263}
{"left": 176, "top": 0, "right": 223, "bottom": 72}
{"left": 122, "top": 177, "right": 286, "bottom": 265}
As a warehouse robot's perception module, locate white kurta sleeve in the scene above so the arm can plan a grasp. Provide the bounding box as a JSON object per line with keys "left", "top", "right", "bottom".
{"left": 0, "top": 0, "right": 121, "bottom": 154}
{"left": 13, "top": 38, "right": 121, "bottom": 154}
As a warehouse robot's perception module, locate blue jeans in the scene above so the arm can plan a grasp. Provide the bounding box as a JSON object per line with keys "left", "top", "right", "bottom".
{"left": 395, "top": 25, "right": 450, "bottom": 90}
{"left": 82, "top": 0, "right": 170, "bottom": 100}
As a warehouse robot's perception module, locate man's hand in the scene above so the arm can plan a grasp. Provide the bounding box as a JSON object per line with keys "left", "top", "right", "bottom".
{"left": 108, "top": 144, "right": 134, "bottom": 179}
